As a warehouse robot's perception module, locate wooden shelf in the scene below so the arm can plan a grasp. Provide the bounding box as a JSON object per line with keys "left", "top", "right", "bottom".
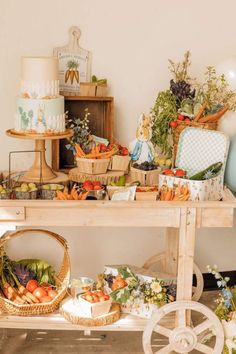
{"left": 63, "top": 96, "right": 114, "bottom": 101}
{"left": 0, "top": 312, "right": 147, "bottom": 332}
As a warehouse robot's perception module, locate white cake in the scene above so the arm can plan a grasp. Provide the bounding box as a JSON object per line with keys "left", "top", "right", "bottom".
{"left": 15, "top": 57, "right": 65, "bottom": 134}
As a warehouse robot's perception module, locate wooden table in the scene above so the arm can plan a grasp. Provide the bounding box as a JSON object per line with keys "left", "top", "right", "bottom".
{"left": 0, "top": 189, "right": 235, "bottom": 353}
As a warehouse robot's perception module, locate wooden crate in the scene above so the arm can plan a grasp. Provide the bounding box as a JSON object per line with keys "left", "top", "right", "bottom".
{"left": 51, "top": 96, "right": 114, "bottom": 172}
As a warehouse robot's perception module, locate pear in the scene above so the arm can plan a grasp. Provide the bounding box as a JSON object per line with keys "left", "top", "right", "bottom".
{"left": 117, "top": 176, "right": 126, "bottom": 186}
{"left": 28, "top": 183, "right": 37, "bottom": 190}
{"left": 43, "top": 184, "right": 50, "bottom": 190}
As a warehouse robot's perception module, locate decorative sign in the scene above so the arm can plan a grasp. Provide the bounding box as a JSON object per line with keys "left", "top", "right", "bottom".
{"left": 53, "top": 26, "right": 92, "bottom": 96}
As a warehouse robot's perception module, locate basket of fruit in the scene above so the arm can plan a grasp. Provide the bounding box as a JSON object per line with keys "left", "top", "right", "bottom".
{"left": 41, "top": 184, "right": 64, "bottom": 200}
{"left": 108, "top": 144, "right": 131, "bottom": 172}
{"left": 14, "top": 183, "right": 38, "bottom": 199}
{"left": 130, "top": 161, "right": 161, "bottom": 186}
{"left": 0, "top": 185, "right": 12, "bottom": 199}
{"left": 75, "top": 144, "right": 118, "bottom": 175}
{"left": 0, "top": 229, "right": 70, "bottom": 316}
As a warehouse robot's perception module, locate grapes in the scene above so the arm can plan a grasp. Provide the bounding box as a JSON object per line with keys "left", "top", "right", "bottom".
{"left": 133, "top": 161, "right": 158, "bottom": 171}
{"left": 170, "top": 79, "right": 195, "bottom": 103}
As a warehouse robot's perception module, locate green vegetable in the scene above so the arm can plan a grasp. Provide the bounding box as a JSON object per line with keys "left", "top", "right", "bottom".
{"left": 17, "top": 259, "right": 55, "bottom": 285}
{"left": 91, "top": 75, "right": 107, "bottom": 85}
{"left": 189, "top": 162, "right": 223, "bottom": 180}
{"left": 151, "top": 90, "right": 178, "bottom": 156}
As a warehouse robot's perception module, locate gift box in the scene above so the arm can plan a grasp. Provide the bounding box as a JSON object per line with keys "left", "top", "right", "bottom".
{"left": 103, "top": 265, "right": 176, "bottom": 318}
{"left": 159, "top": 128, "right": 229, "bottom": 201}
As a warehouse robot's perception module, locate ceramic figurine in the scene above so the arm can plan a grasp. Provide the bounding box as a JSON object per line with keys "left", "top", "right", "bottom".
{"left": 129, "top": 113, "right": 155, "bottom": 163}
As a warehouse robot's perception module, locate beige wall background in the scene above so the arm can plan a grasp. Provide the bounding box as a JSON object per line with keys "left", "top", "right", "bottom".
{"left": 1, "top": 0, "right": 236, "bottom": 277}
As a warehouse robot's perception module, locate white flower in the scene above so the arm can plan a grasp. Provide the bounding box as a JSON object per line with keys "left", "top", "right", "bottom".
{"left": 150, "top": 281, "right": 162, "bottom": 293}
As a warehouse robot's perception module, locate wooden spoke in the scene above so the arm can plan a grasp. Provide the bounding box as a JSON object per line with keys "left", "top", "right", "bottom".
{"left": 153, "top": 324, "right": 172, "bottom": 338}
{"left": 177, "top": 308, "right": 186, "bottom": 327}
{"left": 195, "top": 342, "right": 213, "bottom": 353}
{"left": 154, "top": 343, "right": 173, "bottom": 354}
{"left": 194, "top": 319, "right": 212, "bottom": 335}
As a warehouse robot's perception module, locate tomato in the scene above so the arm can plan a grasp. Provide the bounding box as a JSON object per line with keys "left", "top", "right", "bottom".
{"left": 95, "top": 290, "right": 104, "bottom": 297}
{"left": 26, "top": 279, "right": 38, "bottom": 293}
{"left": 40, "top": 296, "right": 52, "bottom": 303}
{"left": 99, "top": 295, "right": 107, "bottom": 302}
{"left": 169, "top": 121, "right": 178, "bottom": 128}
{"left": 162, "top": 169, "right": 174, "bottom": 176}
{"left": 104, "top": 294, "right": 110, "bottom": 300}
{"left": 33, "top": 287, "right": 47, "bottom": 300}
{"left": 48, "top": 289, "right": 58, "bottom": 299}
{"left": 93, "top": 185, "right": 102, "bottom": 190}
{"left": 41, "top": 283, "right": 53, "bottom": 292}
{"left": 175, "top": 169, "right": 186, "bottom": 177}
{"left": 177, "top": 114, "right": 185, "bottom": 121}
{"left": 85, "top": 294, "right": 93, "bottom": 302}
{"left": 92, "top": 181, "right": 102, "bottom": 187}
{"left": 92, "top": 295, "right": 99, "bottom": 303}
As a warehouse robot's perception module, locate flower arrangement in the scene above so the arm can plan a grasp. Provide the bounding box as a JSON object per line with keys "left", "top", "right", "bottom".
{"left": 207, "top": 264, "right": 236, "bottom": 321}
{"left": 66, "top": 108, "right": 93, "bottom": 155}
{"left": 151, "top": 51, "right": 236, "bottom": 158}
{"left": 103, "top": 267, "right": 175, "bottom": 308}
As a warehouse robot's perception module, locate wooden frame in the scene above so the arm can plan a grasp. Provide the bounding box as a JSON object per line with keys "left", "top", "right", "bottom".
{"left": 51, "top": 96, "right": 114, "bottom": 172}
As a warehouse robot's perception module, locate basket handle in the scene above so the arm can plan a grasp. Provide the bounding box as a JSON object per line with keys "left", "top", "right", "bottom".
{"left": 0, "top": 229, "right": 68, "bottom": 250}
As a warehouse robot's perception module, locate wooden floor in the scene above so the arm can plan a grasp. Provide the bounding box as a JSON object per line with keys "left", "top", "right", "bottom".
{"left": 0, "top": 291, "right": 218, "bottom": 354}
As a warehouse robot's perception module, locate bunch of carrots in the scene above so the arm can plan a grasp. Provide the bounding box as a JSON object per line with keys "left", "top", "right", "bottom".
{"left": 75, "top": 144, "right": 118, "bottom": 159}
{"left": 159, "top": 184, "right": 190, "bottom": 201}
{"left": 194, "top": 103, "right": 228, "bottom": 123}
{"left": 0, "top": 249, "right": 39, "bottom": 304}
{"left": 56, "top": 186, "right": 88, "bottom": 201}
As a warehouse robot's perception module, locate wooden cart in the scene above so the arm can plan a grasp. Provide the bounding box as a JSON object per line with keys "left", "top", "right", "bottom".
{"left": 0, "top": 188, "right": 235, "bottom": 353}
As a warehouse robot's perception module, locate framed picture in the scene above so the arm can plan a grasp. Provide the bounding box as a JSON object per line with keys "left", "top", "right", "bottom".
{"left": 53, "top": 26, "right": 92, "bottom": 96}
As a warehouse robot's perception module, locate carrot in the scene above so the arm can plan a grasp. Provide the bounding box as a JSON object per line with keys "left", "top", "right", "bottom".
{"left": 198, "top": 106, "right": 228, "bottom": 123}
{"left": 75, "top": 144, "right": 85, "bottom": 157}
{"left": 194, "top": 102, "right": 207, "bottom": 122}
{"left": 65, "top": 70, "right": 70, "bottom": 83}
{"left": 3, "top": 283, "right": 25, "bottom": 304}
{"left": 56, "top": 191, "right": 67, "bottom": 200}
{"left": 80, "top": 191, "right": 89, "bottom": 200}
{"left": 164, "top": 188, "right": 172, "bottom": 201}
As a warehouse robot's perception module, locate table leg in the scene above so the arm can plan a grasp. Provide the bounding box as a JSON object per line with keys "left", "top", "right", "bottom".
{"left": 164, "top": 227, "right": 179, "bottom": 276}
{"left": 176, "top": 208, "right": 197, "bottom": 326}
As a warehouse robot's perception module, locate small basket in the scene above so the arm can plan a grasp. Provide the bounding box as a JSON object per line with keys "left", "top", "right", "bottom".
{"left": 130, "top": 167, "right": 160, "bottom": 186}
{"left": 172, "top": 121, "right": 218, "bottom": 162}
{"left": 40, "top": 185, "right": 64, "bottom": 200}
{"left": 0, "top": 229, "right": 70, "bottom": 316}
{"left": 80, "top": 83, "right": 107, "bottom": 97}
{"left": 14, "top": 190, "right": 38, "bottom": 200}
{"left": 108, "top": 155, "right": 131, "bottom": 172}
{"left": 76, "top": 158, "right": 110, "bottom": 175}
{"left": 0, "top": 190, "right": 12, "bottom": 200}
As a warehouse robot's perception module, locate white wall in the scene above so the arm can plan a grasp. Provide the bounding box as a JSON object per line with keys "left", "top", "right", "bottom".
{"left": 1, "top": 0, "right": 236, "bottom": 277}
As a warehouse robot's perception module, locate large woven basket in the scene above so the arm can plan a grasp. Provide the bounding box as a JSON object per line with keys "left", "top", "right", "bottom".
{"left": 0, "top": 229, "right": 70, "bottom": 316}
{"left": 172, "top": 121, "right": 218, "bottom": 162}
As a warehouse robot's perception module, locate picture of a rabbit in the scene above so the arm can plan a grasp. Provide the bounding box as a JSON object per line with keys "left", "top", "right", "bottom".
{"left": 36, "top": 104, "right": 47, "bottom": 133}
{"left": 129, "top": 113, "right": 155, "bottom": 163}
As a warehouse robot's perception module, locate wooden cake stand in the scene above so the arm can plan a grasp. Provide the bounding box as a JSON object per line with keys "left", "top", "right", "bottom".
{"left": 6, "top": 129, "right": 73, "bottom": 183}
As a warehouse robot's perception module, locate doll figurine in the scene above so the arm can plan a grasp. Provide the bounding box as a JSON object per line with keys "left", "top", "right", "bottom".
{"left": 129, "top": 113, "right": 155, "bottom": 163}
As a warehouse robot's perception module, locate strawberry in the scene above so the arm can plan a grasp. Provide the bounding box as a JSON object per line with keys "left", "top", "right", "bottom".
{"left": 177, "top": 114, "right": 185, "bottom": 121}
{"left": 170, "top": 121, "right": 177, "bottom": 128}
{"left": 174, "top": 169, "right": 186, "bottom": 177}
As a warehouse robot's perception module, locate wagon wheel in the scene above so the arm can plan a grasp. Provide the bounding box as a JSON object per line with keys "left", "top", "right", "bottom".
{"left": 143, "top": 300, "right": 224, "bottom": 354}
{"left": 143, "top": 253, "right": 204, "bottom": 301}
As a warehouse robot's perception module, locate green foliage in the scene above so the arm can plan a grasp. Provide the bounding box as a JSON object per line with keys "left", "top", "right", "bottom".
{"left": 151, "top": 90, "right": 177, "bottom": 156}
{"left": 67, "top": 60, "right": 79, "bottom": 70}
{"left": 168, "top": 50, "right": 192, "bottom": 83}
{"left": 197, "top": 66, "right": 236, "bottom": 112}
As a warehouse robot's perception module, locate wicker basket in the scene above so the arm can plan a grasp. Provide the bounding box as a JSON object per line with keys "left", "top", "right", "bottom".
{"left": 172, "top": 121, "right": 218, "bottom": 162}
{"left": 130, "top": 167, "right": 160, "bottom": 186}
{"left": 108, "top": 155, "right": 131, "bottom": 172}
{"left": 0, "top": 229, "right": 70, "bottom": 316}
{"left": 76, "top": 158, "right": 110, "bottom": 174}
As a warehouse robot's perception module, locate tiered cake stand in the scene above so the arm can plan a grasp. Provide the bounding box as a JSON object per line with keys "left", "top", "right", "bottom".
{"left": 6, "top": 129, "right": 73, "bottom": 183}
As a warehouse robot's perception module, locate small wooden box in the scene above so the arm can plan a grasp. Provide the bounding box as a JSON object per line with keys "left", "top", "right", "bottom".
{"left": 135, "top": 191, "right": 158, "bottom": 201}
{"left": 80, "top": 83, "right": 107, "bottom": 97}
{"left": 108, "top": 155, "right": 131, "bottom": 172}
{"left": 76, "top": 158, "right": 110, "bottom": 175}
{"left": 130, "top": 167, "right": 160, "bottom": 186}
